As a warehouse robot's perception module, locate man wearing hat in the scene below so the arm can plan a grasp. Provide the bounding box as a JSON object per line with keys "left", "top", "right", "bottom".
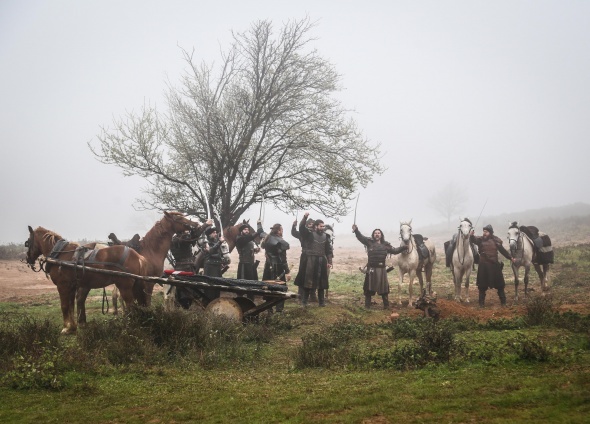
{"left": 261, "top": 223, "right": 291, "bottom": 312}
{"left": 235, "top": 220, "right": 265, "bottom": 281}
{"left": 291, "top": 217, "right": 318, "bottom": 302}
{"left": 470, "top": 224, "right": 515, "bottom": 307}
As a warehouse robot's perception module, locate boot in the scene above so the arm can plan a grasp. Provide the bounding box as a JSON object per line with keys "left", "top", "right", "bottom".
{"left": 478, "top": 289, "right": 486, "bottom": 307}
{"left": 498, "top": 288, "right": 507, "bottom": 307}
{"left": 382, "top": 294, "right": 390, "bottom": 310}
{"left": 310, "top": 289, "right": 318, "bottom": 303}
{"left": 318, "top": 289, "right": 326, "bottom": 307}
{"left": 365, "top": 295, "right": 372, "bottom": 309}
{"left": 302, "top": 288, "right": 310, "bottom": 307}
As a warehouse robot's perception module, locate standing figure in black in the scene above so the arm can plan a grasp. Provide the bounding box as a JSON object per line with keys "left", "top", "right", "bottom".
{"left": 236, "top": 220, "right": 265, "bottom": 281}
{"left": 470, "top": 224, "right": 515, "bottom": 307}
{"left": 261, "top": 223, "right": 290, "bottom": 312}
{"left": 352, "top": 224, "right": 407, "bottom": 309}
{"left": 291, "top": 217, "right": 317, "bottom": 303}
{"left": 203, "top": 226, "right": 226, "bottom": 300}
{"left": 297, "top": 212, "right": 333, "bottom": 307}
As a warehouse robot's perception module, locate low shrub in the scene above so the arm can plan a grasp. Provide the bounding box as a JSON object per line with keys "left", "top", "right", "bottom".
{"left": 525, "top": 294, "right": 558, "bottom": 326}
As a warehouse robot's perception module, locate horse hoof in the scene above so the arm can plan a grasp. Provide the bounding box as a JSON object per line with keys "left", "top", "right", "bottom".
{"left": 61, "top": 327, "right": 76, "bottom": 335}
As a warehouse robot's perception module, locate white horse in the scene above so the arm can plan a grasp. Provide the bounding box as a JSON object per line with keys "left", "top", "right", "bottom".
{"left": 449, "top": 218, "right": 474, "bottom": 302}
{"left": 507, "top": 223, "right": 550, "bottom": 300}
{"left": 393, "top": 220, "right": 436, "bottom": 306}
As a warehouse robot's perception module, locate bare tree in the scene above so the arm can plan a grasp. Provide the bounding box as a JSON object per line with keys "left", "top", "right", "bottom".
{"left": 429, "top": 182, "right": 468, "bottom": 228}
{"left": 89, "top": 18, "right": 384, "bottom": 228}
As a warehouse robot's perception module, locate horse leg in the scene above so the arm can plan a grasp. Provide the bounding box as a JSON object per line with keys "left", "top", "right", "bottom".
{"left": 408, "top": 270, "right": 417, "bottom": 306}
{"left": 465, "top": 270, "right": 471, "bottom": 303}
{"left": 118, "top": 284, "right": 137, "bottom": 312}
{"left": 512, "top": 264, "right": 520, "bottom": 302}
{"left": 523, "top": 265, "right": 531, "bottom": 298}
{"left": 75, "top": 286, "right": 91, "bottom": 325}
{"left": 453, "top": 267, "right": 462, "bottom": 302}
{"left": 57, "top": 283, "right": 77, "bottom": 334}
{"left": 112, "top": 286, "right": 121, "bottom": 315}
{"left": 425, "top": 263, "right": 433, "bottom": 295}
{"left": 397, "top": 270, "right": 404, "bottom": 306}
{"left": 533, "top": 263, "right": 547, "bottom": 294}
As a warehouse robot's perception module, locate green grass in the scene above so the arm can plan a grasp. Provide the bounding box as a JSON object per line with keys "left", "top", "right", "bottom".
{"left": 1, "top": 244, "right": 590, "bottom": 423}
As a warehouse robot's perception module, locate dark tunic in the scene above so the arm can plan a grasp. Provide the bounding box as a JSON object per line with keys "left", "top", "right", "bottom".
{"left": 203, "top": 236, "right": 224, "bottom": 277}
{"left": 292, "top": 222, "right": 311, "bottom": 288}
{"left": 297, "top": 218, "right": 333, "bottom": 290}
{"left": 355, "top": 229, "right": 406, "bottom": 295}
{"left": 235, "top": 224, "right": 264, "bottom": 280}
{"left": 470, "top": 234, "right": 512, "bottom": 289}
{"left": 170, "top": 233, "right": 196, "bottom": 272}
{"left": 261, "top": 234, "right": 290, "bottom": 281}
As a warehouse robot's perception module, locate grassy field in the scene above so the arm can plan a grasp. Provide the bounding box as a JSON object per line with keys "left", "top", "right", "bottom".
{"left": 1, "top": 244, "right": 590, "bottom": 423}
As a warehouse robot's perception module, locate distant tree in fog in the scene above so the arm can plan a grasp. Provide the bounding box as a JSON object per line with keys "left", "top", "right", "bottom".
{"left": 429, "top": 182, "right": 468, "bottom": 228}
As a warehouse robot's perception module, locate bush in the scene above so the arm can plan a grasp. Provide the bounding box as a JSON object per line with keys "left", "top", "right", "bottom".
{"left": 506, "top": 332, "right": 551, "bottom": 362}
{"left": 525, "top": 294, "right": 558, "bottom": 326}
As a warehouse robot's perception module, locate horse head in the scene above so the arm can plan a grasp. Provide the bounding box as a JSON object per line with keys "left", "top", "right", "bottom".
{"left": 458, "top": 217, "right": 472, "bottom": 239}
{"left": 399, "top": 220, "right": 413, "bottom": 245}
{"left": 24, "top": 225, "right": 40, "bottom": 267}
{"left": 507, "top": 221, "right": 520, "bottom": 253}
{"left": 163, "top": 211, "right": 199, "bottom": 234}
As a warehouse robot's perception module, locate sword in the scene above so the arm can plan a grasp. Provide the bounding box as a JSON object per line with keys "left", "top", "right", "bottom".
{"left": 198, "top": 182, "right": 211, "bottom": 220}
{"left": 473, "top": 198, "right": 488, "bottom": 231}
{"left": 259, "top": 192, "right": 265, "bottom": 224}
{"left": 353, "top": 193, "right": 360, "bottom": 225}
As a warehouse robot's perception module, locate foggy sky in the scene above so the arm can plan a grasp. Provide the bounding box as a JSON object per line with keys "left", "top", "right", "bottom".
{"left": 1, "top": 0, "right": 589, "bottom": 244}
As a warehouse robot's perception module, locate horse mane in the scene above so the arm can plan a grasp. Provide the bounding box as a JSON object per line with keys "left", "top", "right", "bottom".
{"left": 37, "top": 226, "right": 66, "bottom": 249}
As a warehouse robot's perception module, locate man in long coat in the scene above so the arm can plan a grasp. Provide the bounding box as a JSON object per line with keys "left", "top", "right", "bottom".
{"left": 352, "top": 224, "right": 407, "bottom": 309}
{"left": 261, "top": 223, "right": 290, "bottom": 312}
{"left": 236, "top": 220, "right": 265, "bottom": 281}
{"left": 297, "top": 212, "right": 333, "bottom": 307}
{"left": 470, "top": 224, "right": 515, "bottom": 307}
{"left": 291, "top": 217, "right": 317, "bottom": 302}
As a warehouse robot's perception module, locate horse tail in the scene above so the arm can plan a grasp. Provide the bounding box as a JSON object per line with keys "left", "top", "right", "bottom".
{"left": 132, "top": 257, "right": 150, "bottom": 307}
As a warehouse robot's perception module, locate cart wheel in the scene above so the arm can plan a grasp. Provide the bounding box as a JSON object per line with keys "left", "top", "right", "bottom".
{"left": 205, "top": 298, "right": 243, "bottom": 321}
{"left": 233, "top": 297, "right": 257, "bottom": 314}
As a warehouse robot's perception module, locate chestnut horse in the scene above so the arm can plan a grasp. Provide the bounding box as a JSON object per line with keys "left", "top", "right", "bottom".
{"left": 25, "top": 226, "right": 149, "bottom": 334}
{"left": 99, "top": 212, "right": 202, "bottom": 316}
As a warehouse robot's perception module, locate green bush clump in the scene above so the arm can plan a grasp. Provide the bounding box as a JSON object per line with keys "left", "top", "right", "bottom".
{"left": 525, "top": 294, "right": 558, "bottom": 326}
{"left": 506, "top": 332, "right": 551, "bottom": 362}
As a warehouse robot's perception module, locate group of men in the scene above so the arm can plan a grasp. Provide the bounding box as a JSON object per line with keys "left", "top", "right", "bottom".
{"left": 168, "top": 212, "right": 333, "bottom": 310}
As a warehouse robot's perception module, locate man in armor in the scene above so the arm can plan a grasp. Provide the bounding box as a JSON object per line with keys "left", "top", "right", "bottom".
{"left": 470, "top": 224, "right": 515, "bottom": 307}
{"left": 261, "top": 223, "right": 290, "bottom": 312}
{"left": 297, "top": 212, "right": 333, "bottom": 307}
{"left": 202, "top": 226, "right": 226, "bottom": 300}
{"left": 352, "top": 224, "right": 407, "bottom": 309}
{"left": 236, "top": 220, "right": 265, "bottom": 281}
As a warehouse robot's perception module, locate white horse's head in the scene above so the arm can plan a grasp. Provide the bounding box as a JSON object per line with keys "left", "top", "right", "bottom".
{"left": 507, "top": 221, "right": 520, "bottom": 252}
{"left": 220, "top": 240, "right": 231, "bottom": 265}
{"left": 458, "top": 217, "right": 472, "bottom": 239}
{"left": 325, "top": 224, "right": 335, "bottom": 247}
{"left": 399, "top": 220, "right": 413, "bottom": 245}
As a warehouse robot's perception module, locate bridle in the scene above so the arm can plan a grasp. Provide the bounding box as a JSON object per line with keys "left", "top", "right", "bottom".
{"left": 456, "top": 220, "right": 472, "bottom": 265}
{"left": 507, "top": 227, "right": 523, "bottom": 257}
{"left": 23, "top": 232, "right": 45, "bottom": 273}
{"left": 399, "top": 223, "right": 414, "bottom": 253}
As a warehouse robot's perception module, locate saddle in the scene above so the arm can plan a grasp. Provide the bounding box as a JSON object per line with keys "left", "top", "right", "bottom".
{"left": 519, "top": 225, "right": 554, "bottom": 264}
{"left": 413, "top": 234, "right": 430, "bottom": 262}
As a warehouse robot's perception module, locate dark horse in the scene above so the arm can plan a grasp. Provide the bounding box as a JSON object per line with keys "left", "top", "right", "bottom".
{"left": 26, "top": 211, "right": 199, "bottom": 333}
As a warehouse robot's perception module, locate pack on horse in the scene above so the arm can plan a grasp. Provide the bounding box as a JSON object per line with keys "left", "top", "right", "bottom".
{"left": 392, "top": 220, "right": 437, "bottom": 306}
{"left": 507, "top": 221, "right": 553, "bottom": 300}
{"left": 446, "top": 218, "right": 476, "bottom": 302}
{"left": 25, "top": 226, "right": 149, "bottom": 334}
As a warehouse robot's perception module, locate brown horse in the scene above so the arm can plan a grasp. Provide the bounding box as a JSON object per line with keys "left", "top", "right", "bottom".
{"left": 85, "top": 211, "right": 202, "bottom": 317}
{"left": 25, "top": 226, "right": 150, "bottom": 334}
